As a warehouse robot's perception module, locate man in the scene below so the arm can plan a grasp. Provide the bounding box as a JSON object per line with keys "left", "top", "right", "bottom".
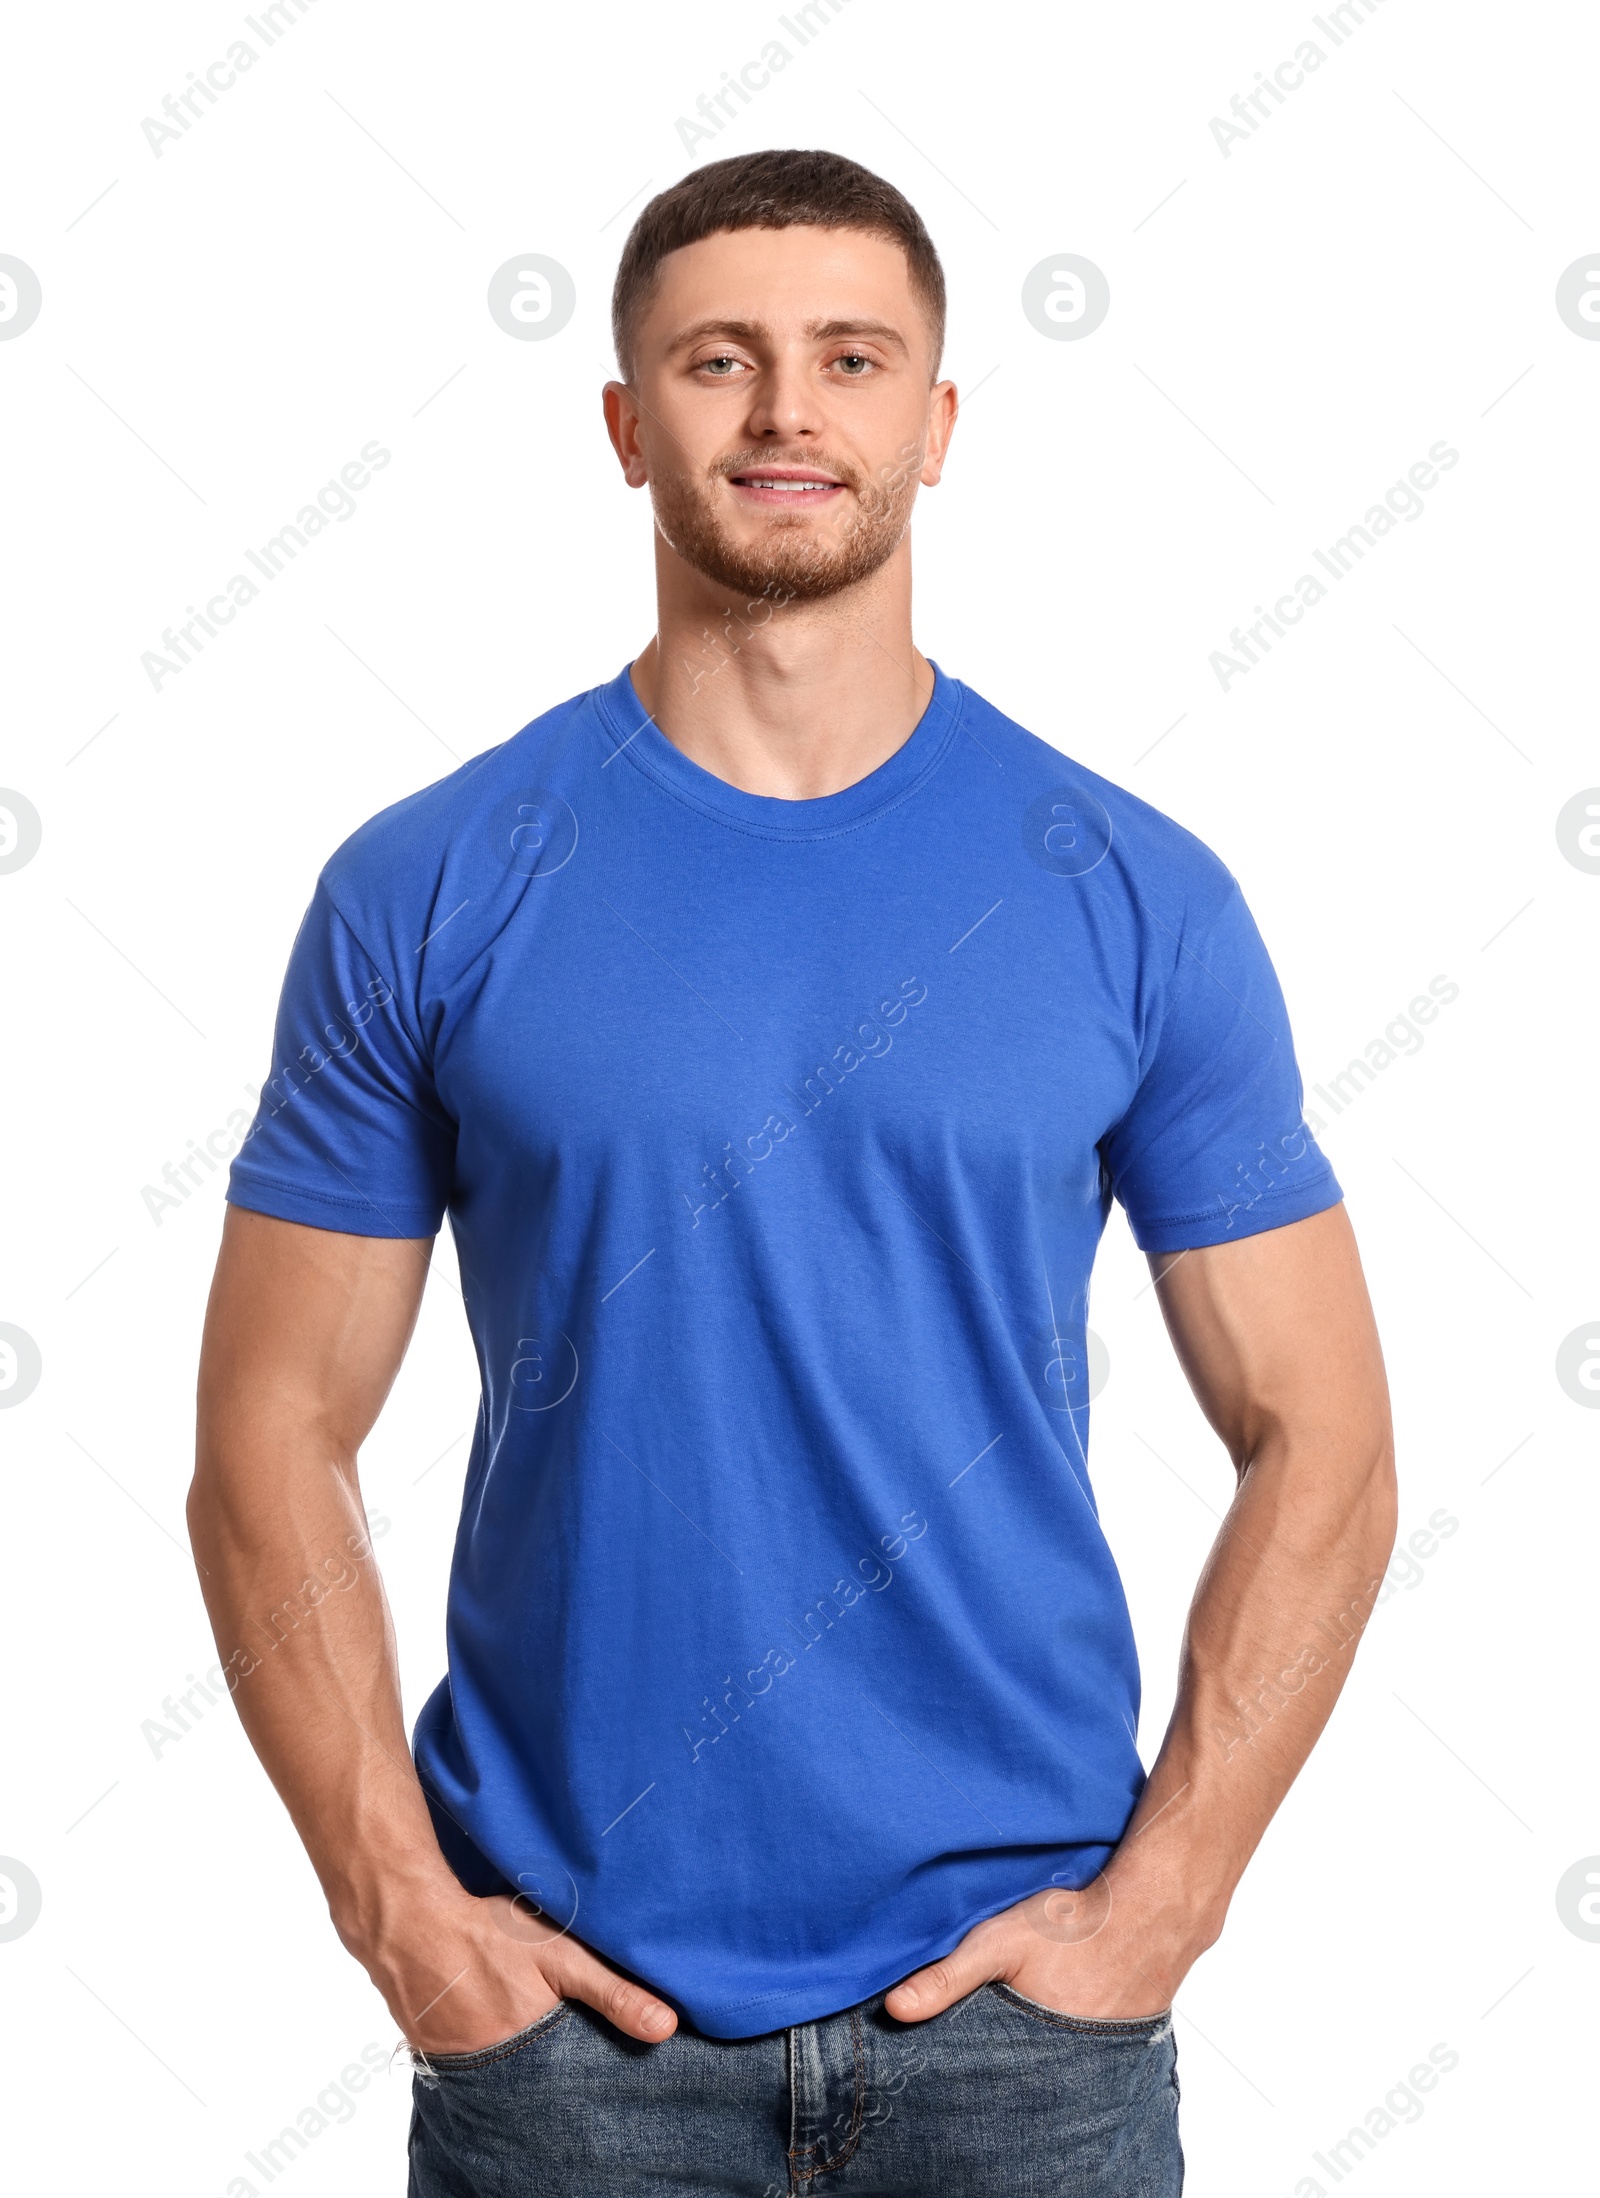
{"left": 190, "top": 150, "right": 1396, "bottom": 2196}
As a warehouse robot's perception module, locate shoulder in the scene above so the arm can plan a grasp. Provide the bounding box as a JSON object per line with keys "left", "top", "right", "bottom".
{"left": 314, "top": 680, "right": 604, "bottom": 945}
{"left": 953, "top": 678, "right": 1241, "bottom": 935}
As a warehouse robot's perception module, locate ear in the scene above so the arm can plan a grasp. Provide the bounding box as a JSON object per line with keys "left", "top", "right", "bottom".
{"left": 603, "top": 382, "right": 650, "bottom": 488}
{"left": 920, "top": 379, "right": 959, "bottom": 488}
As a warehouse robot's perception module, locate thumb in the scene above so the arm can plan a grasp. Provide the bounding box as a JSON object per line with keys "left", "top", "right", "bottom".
{"left": 541, "top": 1934, "right": 679, "bottom": 2044}
{"left": 884, "top": 1919, "right": 1008, "bottom": 2024}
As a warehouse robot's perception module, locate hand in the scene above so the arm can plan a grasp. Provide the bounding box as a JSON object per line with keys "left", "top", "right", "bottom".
{"left": 884, "top": 1873, "right": 1216, "bottom": 2026}
{"left": 338, "top": 1871, "right": 679, "bottom": 2055}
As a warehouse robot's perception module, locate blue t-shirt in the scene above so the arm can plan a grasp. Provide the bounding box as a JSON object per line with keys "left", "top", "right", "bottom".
{"left": 227, "top": 664, "right": 1340, "bottom": 2037}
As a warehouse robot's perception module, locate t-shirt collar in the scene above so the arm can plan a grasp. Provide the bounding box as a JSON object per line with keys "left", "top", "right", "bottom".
{"left": 590, "top": 657, "right": 963, "bottom": 840}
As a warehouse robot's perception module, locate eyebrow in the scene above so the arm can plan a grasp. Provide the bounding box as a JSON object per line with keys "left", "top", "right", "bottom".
{"left": 668, "top": 315, "right": 910, "bottom": 356}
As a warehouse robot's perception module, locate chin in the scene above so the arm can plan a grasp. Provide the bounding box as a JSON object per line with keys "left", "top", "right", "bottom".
{"left": 654, "top": 482, "right": 905, "bottom": 604}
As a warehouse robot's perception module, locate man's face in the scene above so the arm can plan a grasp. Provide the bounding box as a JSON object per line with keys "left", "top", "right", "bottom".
{"left": 606, "top": 225, "right": 955, "bottom": 603}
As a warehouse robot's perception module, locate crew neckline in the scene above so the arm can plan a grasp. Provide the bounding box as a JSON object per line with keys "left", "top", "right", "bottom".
{"left": 589, "top": 658, "right": 964, "bottom": 841}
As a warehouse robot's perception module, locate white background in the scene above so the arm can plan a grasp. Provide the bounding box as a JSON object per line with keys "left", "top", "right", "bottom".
{"left": 1, "top": 0, "right": 1595, "bottom": 2191}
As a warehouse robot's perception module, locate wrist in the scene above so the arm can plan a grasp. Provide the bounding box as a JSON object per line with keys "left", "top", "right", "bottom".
{"left": 325, "top": 1843, "right": 465, "bottom": 1963}
{"left": 1109, "top": 1764, "right": 1249, "bottom": 1949}
{"left": 1102, "top": 1842, "right": 1233, "bottom": 1961}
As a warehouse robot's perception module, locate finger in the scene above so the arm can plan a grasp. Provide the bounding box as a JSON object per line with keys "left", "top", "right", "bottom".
{"left": 884, "top": 1923, "right": 1007, "bottom": 2023}
{"left": 542, "top": 1937, "right": 679, "bottom": 2042}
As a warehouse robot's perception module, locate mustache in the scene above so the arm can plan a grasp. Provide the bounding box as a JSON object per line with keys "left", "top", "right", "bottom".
{"left": 709, "top": 449, "right": 866, "bottom": 493}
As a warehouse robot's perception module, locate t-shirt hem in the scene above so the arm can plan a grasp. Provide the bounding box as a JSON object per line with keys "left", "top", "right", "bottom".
{"left": 1127, "top": 1167, "right": 1343, "bottom": 1256}
{"left": 226, "top": 1171, "right": 443, "bottom": 1241}
{"left": 659, "top": 1851, "right": 1121, "bottom": 2038}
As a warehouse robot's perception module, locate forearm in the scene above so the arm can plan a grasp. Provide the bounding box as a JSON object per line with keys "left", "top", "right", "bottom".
{"left": 189, "top": 1210, "right": 679, "bottom": 2052}
{"left": 1106, "top": 1415, "right": 1398, "bottom": 1943}
{"left": 884, "top": 1211, "right": 1396, "bottom": 2025}
{"left": 187, "top": 1417, "right": 451, "bottom": 1939}
{"left": 188, "top": 1395, "right": 682, "bottom": 2057}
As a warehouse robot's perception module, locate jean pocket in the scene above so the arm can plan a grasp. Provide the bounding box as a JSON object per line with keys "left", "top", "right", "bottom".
{"left": 413, "top": 1999, "right": 573, "bottom": 2076}
{"left": 989, "top": 1983, "right": 1173, "bottom": 2037}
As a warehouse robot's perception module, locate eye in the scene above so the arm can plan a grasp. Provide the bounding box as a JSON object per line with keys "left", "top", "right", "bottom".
{"left": 834, "top": 352, "right": 873, "bottom": 375}
{"left": 698, "top": 354, "right": 742, "bottom": 376}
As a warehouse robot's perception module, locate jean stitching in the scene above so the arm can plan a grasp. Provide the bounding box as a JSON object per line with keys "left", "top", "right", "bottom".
{"left": 414, "top": 2000, "right": 575, "bottom": 2072}
{"left": 785, "top": 2025, "right": 801, "bottom": 2198}
{"left": 990, "top": 1982, "right": 1173, "bottom": 2036}
{"left": 790, "top": 2006, "right": 867, "bottom": 2183}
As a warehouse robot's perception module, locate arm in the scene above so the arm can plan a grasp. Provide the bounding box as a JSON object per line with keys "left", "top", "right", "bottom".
{"left": 188, "top": 1206, "right": 679, "bottom": 2050}
{"left": 887, "top": 1200, "right": 1397, "bottom": 2020}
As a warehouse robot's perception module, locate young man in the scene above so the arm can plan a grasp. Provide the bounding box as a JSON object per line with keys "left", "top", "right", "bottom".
{"left": 191, "top": 151, "right": 1396, "bottom": 2196}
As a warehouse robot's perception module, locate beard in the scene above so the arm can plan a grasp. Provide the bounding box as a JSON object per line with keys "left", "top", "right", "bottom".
{"left": 649, "top": 446, "right": 919, "bottom": 604}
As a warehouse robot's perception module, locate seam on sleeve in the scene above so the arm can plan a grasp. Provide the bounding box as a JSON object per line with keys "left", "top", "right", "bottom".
{"left": 1128, "top": 1159, "right": 1338, "bottom": 1234}
{"left": 316, "top": 878, "right": 435, "bottom": 1072}
{"left": 227, "top": 1170, "right": 443, "bottom": 1234}
{"left": 1128, "top": 1167, "right": 1342, "bottom": 1250}
{"left": 1102, "top": 878, "right": 1241, "bottom": 1144}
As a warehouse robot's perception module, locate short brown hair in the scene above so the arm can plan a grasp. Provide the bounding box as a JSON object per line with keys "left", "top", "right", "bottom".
{"left": 611, "top": 149, "right": 946, "bottom": 381}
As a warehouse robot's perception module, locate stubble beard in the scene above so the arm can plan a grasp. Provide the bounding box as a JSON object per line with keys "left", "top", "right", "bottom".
{"left": 649, "top": 448, "right": 920, "bottom": 605}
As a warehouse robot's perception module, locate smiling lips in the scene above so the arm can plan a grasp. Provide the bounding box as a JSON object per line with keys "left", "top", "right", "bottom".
{"left": 727, "top": 466, "right": 846, "bottom": 506}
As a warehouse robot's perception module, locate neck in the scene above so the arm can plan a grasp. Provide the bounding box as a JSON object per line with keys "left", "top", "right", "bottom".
{"left": 630, "top": 537, "right": 933, "bottom": 800}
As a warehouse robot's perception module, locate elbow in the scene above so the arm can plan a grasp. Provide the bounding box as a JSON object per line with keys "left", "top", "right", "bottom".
{"left": 184, "top": 1463, "right": 219, "bottom": 1580}
{"left": 1361, "top": 1422, "right": 1399, "bottom": 1572}
{"left": 187, "top": 1401, "right": 224, "bottom": 1547}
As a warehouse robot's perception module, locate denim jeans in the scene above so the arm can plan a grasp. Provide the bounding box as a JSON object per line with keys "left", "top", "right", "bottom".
{"left": 407, "top": 1982, "right": 1182, "bottom": 2196}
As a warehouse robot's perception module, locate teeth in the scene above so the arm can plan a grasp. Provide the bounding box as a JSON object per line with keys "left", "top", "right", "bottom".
{"left": 741, "top": 478, "right": 834, "bottom": 491}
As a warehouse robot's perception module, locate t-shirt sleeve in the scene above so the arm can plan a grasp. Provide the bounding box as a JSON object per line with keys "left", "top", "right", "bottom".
{"left": 226, "top": 881, "right": 456, "bottom": 1239}
{"left": 1103, "top": 880, "right": 1341, "bottom": 1254}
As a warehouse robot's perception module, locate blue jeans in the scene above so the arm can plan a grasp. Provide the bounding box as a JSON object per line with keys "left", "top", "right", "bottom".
{"left": 407, "top": 1983, "right": 1182, "bottom": 2195}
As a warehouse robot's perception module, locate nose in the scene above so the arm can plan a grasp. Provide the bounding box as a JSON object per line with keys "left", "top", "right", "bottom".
{"left": 744, "top": 346, "right": 825, "bottom": 442}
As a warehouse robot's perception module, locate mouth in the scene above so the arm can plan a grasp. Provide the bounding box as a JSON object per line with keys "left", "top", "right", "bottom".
{"left": 725, "top": 466, "right": 847, "bottom": 508}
